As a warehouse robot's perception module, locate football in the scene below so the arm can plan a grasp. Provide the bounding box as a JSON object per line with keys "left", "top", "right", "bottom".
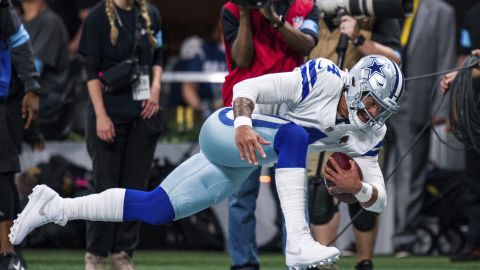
{"left": 324, "top": 152, "right": 363, "bottom": 204}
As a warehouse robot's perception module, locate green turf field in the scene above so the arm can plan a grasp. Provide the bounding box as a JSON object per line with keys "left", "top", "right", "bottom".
{"left": 22, "top": 249, "right": 480, "bottom": 270}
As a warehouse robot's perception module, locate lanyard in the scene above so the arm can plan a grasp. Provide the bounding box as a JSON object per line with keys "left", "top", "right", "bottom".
{"left": 400, "top": 0, "right": 420, "bottom": 47}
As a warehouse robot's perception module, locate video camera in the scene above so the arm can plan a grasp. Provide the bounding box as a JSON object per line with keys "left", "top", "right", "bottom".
{"left": 231, "top": 0, "right": 269, "bottom": 9}
{"left": 317, "top": 0, "right": 413, "bottom": 19}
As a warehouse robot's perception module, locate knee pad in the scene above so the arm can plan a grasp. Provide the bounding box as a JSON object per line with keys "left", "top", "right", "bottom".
{"left": 308, "top": 178, "right": 338, "bottom": 225}
{"left": 274, "top": 123, "right": 308, "bottom": 168}
{"left": 349, "top": 202, "right": 378, "bottom": 231}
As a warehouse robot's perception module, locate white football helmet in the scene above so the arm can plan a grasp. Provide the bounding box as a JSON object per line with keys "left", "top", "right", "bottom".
{"left": 345, "top": 55, "right": 404, "bottom": 129}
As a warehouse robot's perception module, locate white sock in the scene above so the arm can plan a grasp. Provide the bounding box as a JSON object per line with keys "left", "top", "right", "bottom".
{"left": 275, "top": 168, "right": 309, "bottom": 234}
{"left": 60, "top": 188, "right": 126, "bottom": 222}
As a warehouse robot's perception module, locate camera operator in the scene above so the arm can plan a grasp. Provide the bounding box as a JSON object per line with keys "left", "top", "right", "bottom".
{"left": 307, "top": 11, "right": 401, "bottom": 270}
{"left": 440, "top": 3, "right": 480, "bottom": 261}
{"left": 220, "top": 0, "right": 320, "bottom": 269}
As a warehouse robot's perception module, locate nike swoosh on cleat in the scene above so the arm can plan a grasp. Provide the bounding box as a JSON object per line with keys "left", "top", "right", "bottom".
{"left": 38, "top": 199, "right": 49, "bottom": 216}
{"left": 286, "top": 247, "right": 302, "bottom": 256}
{"left": 12, "top": 261, "right": 22, "bottom": 270}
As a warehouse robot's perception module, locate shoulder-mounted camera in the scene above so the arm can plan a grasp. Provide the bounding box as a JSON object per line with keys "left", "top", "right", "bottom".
{"left": 317, "top": 0, "right": 413, "bottom": 19}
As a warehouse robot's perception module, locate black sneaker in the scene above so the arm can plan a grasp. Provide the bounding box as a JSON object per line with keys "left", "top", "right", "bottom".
{"left": 355, "top": 260, "right": 374, "bottom": 270}
{"left": 0, "top": 253, "right": 27, "bottom": 270}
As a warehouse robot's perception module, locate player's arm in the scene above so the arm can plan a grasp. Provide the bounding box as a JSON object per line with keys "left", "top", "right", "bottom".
{"left": 232, "top": 71, "right": 301, "bottom": 164}
{"left": 233, "top": 97, "right": 270, "bottom": 165}
{"left": 322, "top": 155, "right": 384, "bottom": 212}
{"left": 232, "top": 70, "right": 302, "bottom": 105}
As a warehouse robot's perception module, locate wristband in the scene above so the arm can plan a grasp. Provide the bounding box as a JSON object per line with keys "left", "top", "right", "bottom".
{"left": 354, "top": 183, "right": 373, "bottom": 202}
{"left": 234, "top": 116, "right": 253, "bottom": 129}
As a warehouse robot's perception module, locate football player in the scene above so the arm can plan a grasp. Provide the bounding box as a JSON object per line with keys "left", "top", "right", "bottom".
{"left": 9, "top": 55, "right": 404, "bottom": 270}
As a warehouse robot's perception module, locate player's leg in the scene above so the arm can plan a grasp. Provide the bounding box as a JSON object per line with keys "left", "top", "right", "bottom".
{"left": 8, "top": 151, "right": 255, "bottom": 245}
{"left": 273, "top": 123, "right": 340, "bottom": 269}
{"left": 308, "top": 177, "right": 340, "bottom": 246}
{"left": 9, "top": 108, "right": 265, "bottom": 245}
{"left": 308, "top": 177, "right": 340, "bottom": 270}
{"left": 201, "top": 108, "right": 284, "bottom": 270}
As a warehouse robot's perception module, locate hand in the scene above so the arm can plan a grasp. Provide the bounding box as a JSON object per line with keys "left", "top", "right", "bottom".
{"left": 96, "top": 115, "right": 115, "bottom": 143}
{"left": 235, "top": 125, "right": 270, "bottom": 165}
{"left": 339, "top": 15, "right": 360, "bottom": 40}
{"left": 234, "top": 1, "right": 248, "bottom": 13}
{"left": 323, "top": 158, "right": 362, "bottom": 194}
{"left": 21, "top": 91, "right": 39, "bottom": 129}
{"left": 440, "top": 71, "right": 458, "bottom": 94}
{"left": 141, "top": 85, "right": 160, "bottom": 119}
{"left": 259, "top": 4, "right": 280, "bottom": 25}
{"left": 473, "top": 49, "right": 480, "bottom": 57}
{"left": 472, "top": 49, "right": 480, "bottom": 70}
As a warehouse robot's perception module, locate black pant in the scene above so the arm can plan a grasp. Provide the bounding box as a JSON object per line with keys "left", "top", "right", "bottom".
{"left": 0, "top": 100, "right": 23, "bottom": 222}
{"left": 0, "top": 100, "right": 23, "bottom": 173}
{"left": 465, "top": 149, "right": 480, "bottom": 248}
{"left": 0, "top": 173, "right": 19, "bottom": 222}
{"left": 85, "top": 115, "right": 161, "bottom": 257}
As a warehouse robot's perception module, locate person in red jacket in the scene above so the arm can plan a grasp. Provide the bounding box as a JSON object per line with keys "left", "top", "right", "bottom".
{"left": 220, "top": 1, "right": 319, "bottom": 269}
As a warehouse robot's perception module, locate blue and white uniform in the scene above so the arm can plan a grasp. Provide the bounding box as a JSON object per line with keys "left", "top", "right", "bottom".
{"left": 11, "top": 56, "right": 404, "bottom": 270}
{"left": 9, "top": 58, "right": 394, "bottom": 268}
{"left": 147, "top": 58, "right": 387, "bottom": 225}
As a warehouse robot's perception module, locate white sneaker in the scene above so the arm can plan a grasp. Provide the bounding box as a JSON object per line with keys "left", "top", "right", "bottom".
{"left": 9, "top": 185, "right": 65, "bottom": 245}
{"left": 285, "top": 226, "right": 340, "bottom": 270}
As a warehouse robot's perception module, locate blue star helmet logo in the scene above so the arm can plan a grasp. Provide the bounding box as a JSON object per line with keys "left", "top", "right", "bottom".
{"left": 365, "top": 58, "right": 385, "bottom": 79}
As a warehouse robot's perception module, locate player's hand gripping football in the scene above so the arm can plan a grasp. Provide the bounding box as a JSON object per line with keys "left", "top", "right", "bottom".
{"left": 235, "top": 126, "right": 270, "bottom": 165}
{"left": 324, "top": 158, "right": 363, "bottom": 194}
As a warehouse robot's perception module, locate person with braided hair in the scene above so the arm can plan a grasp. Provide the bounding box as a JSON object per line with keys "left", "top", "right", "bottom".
{"left": 78, "top": 0, "right": 163, "bottom": 269}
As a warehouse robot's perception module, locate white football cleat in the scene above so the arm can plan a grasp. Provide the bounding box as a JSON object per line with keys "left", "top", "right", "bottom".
{"left": 9, "top": 185, "right": 65, "bottom": 245}
{"left": 285, "top": 226, "right": 340, "bottom": 270}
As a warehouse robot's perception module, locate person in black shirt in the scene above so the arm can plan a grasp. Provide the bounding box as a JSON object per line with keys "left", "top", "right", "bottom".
{"left": 78, "top": 0, "right": 163, "bottom": 269}
{"left": 0, "top": 0, "right": 40, "bottom": 269}
{"left": 440, "top": 3, "right": 480, "bottom": 261}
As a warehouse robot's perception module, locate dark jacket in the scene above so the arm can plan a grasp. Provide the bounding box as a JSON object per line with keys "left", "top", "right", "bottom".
{"left": 0, "top": 0, "right": 40, "bottom": 97}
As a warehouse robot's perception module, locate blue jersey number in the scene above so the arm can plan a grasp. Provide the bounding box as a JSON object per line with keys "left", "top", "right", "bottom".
{"left": 327, "top": 64, "right": 341, "bottom": 78}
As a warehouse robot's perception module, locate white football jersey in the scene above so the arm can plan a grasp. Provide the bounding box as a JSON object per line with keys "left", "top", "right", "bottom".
{"left": 232, "top": 57, "right": 386, "bottom": 158}
{"left": 232, "top": 58, "right": 387, "bottom": 212}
